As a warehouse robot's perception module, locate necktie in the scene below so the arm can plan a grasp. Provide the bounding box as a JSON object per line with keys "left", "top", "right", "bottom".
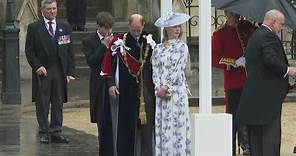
{"left": 136, "top": 38, "right": 140, "bottom": 47}
{"left": 48, "top": 21, "right": 54, "bottom": 37}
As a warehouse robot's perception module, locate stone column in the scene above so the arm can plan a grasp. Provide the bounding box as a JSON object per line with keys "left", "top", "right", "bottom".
{"left": 2, "top": 0, "right": 21, "bottom": 104}
{"left": 0, "top": 1, "right": 6, "bottom": 26}
{"left": 112, "top": 0, "right": 127, "bottom": 21}
{"left": 18, "top": 0, "right": 39, "bottom": 80}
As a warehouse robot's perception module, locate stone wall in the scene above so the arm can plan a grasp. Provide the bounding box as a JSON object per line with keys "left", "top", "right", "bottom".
{"left": 0, "top": 1, "right": 5, "bottom": 27}
{"left": 16, "top": 0, "right": 39, "bottom": 80}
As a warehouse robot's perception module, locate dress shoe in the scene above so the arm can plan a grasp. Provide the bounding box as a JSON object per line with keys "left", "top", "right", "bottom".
{"left": 293, "top": 145, "right": 296, "bottom": 153}
{"left": 77, "top": 25, "right": 85, "bottom": 31}
{"left": 71, "top": 24, "right": 77, "bottom": 31}
{"left": 40, "top": 134, "right": 49, "bottom": 144}
{"left": 51, "top": 134, "right": 69, "bottom": 143}
{"left": 242, "top": 148, "right": 251, "bottom": 155}
{"left": 241, "top": 145, "right": 251, "bottom": 155}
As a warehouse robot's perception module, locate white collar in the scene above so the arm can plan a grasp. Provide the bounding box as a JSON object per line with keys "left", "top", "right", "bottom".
{"left": 96, "top": 31, "right": 104, "bottom": 40}
{"left": 262, "top": 24, "right": 272, "bottom": 32}
{"left": 43, "top": 17, "right": 56, "bottom": 25}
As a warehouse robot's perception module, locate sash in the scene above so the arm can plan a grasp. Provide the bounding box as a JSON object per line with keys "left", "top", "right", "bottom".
{"left": 100, "top": 33, "right": 142, "bottom": 78}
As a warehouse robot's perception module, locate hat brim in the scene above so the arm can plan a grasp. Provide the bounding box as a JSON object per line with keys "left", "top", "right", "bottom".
{"left": 154, "top": 12, "right": 190, "bottom": 28}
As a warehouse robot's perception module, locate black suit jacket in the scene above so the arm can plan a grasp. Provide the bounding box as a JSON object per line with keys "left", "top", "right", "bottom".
{"left": 236, "top": 26, "right": 289, "bottom": 125}
{"left": 25, "top": 19, "right": 75, "bottom": 102}
{"left": 82, "top": 32, "right": 108, "bottom": 123}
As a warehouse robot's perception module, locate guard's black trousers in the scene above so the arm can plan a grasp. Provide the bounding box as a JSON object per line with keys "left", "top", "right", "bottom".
{"left": 66, "top": 0, "right": 86, "bottom": 30}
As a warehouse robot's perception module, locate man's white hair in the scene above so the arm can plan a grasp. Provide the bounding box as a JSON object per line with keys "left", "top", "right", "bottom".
{"left": 264, "top": 9, "right": 284, "bottom": 22}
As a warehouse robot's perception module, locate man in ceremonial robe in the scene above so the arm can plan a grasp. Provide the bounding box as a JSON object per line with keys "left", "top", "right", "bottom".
{"left": 212, "top": 11, "right": 256, "bottom": 155}
{"left": 106, "top": 14, "right": 156, "bottom": 156}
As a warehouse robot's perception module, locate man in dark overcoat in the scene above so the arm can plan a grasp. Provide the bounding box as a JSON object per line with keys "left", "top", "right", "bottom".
{"left": 25, "top": 0, "right": 76, "bottom": 144}
{"left": 236, "top": 9, "right": 296, "bottom": 156}
{"left": 82, "top": 11, "right": 114, "bottom": 156}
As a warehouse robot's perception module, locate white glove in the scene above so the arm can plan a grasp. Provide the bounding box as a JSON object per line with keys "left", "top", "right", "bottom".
{"left": 235, "top": 56, "right": 246, "bottom": 67}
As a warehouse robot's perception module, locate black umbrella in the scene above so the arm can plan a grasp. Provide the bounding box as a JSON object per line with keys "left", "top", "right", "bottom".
{"left": 212, "top": 0, "right": 296, "bottom": 29}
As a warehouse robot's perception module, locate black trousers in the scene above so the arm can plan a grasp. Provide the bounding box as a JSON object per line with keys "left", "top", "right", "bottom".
{"left": 65, "top": 0, "right": 86, "bottom": 30}
{"left": 97, "top": 91, "right": 114, "bottom": 156}
{"left": 249, "top": 114, "right": 281, "bottom": 156}
{"left": 136, "top": 83, "right": 155, "bottom": 156}
{"left": 35, "top": 64, "right": 64, "bottom": 135}
{"left": 228, "top": 88, "right": 250, "bottom": 155}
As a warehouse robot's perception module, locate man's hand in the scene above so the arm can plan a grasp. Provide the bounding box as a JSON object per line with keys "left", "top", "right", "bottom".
{"left": 36, "top": 66, "right": 47, "bottom": 76}
{"left": 288, "top": 67, "right": 296, "bottom": 78}
{"left": 108, "top": 85, "right": 119, "bottom": 98}
{"left": 235, "top": 56, "right": 246, "bottom": 67}
{"left": 102, "top": 34, "right": 114, "bottom": 48}
{"left": 66, "top": 76, "right": 75, "bottom": 83}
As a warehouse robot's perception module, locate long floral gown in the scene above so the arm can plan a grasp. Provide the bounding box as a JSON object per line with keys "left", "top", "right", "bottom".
{"left": 151, "top": 39, "right": 191, "bottom": 156}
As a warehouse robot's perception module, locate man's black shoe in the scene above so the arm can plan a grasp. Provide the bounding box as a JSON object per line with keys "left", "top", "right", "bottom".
{"left": 40, "top": 134, "right": 49, "bottom": 144}
{"left": 51, "top": 135, "right": 69, "bottom": 143}
{"left": 293, "top": 145, "right": 296, "bottom": 153}
{"left": 242, "top": 148, "right": 251, "bottom": 155}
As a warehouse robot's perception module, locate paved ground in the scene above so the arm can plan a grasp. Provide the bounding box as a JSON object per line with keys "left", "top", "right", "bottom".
{"left": 0, "top": 79, "right": 296, "bottom": 155}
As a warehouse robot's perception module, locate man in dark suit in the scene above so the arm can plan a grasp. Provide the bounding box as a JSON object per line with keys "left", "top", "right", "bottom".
{"left": 25, "top": 0, "right": 76, "bottom": 144}
{"left": 107, "top": 14, "right": 156, "bottom": 156}
{"left": 236, "top": 9, "right": 296, "bottom": 156}
{"left": 66, "top": 0, "right": 87, "bottom": 31}
{"left": 82, "top": 11, "right": 114, "bottom": 156}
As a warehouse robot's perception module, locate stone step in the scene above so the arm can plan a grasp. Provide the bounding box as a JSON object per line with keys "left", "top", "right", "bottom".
{"left": 72, "top": 31, "right": 93, "bottom": 40}
{"left": 75, "top": 66, "right": 90, "bottom": 79}
{"left": 83, "top": 21, "right": 129, "bottom": 32}
{"left": 57, "top": 0, "right": 99, "bottom": 20}
{"left": 74, "top": 53, "right": 87, "bottom": 66}
{"left": 57, "top": 7, "right": 98, "bottom": 21}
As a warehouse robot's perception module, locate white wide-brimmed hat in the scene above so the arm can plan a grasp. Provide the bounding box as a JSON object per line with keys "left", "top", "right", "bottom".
{"left": 154, "top": 11, "right": 190, "bottom": 28}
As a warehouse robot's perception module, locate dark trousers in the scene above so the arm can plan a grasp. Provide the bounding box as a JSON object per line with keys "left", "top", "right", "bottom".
{"left": 227, "top": 88, "right": 250, "bottom": 155}
{"left": 136, "top": 84, "right": 155, "bottom": 156}
{"left": 35, "top": 64, "right": 64, "bottom": 135}
{"left": 65, "top": 0, "right": 86, "bottom": 30}
{"left": 249, "top": 114, "right": 281, "bottom": 156}
{"left": 117, "top": 84, "right": 139, "bottom": 156}
{"left": 97, "top": 91, "right": 114, "bottom": 156}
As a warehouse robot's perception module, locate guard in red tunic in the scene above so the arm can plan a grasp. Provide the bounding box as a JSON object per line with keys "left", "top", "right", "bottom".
{"left": 212, "top": 11, "right": 256, "bottom": 155}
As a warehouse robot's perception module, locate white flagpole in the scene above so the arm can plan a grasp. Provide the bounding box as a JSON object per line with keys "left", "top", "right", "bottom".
{"left": 192, "top": 1, "right": 232, "bottom": 155}
{"left": 160, "top": 0, "right": 172, "bottom": 39}
{"left": 199, "top": 0, "right": 212, "bottom": 113}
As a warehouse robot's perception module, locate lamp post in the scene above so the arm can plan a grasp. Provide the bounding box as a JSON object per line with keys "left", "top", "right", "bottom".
{"left": 1, "top": 0, "right": 21, "bottom": 104}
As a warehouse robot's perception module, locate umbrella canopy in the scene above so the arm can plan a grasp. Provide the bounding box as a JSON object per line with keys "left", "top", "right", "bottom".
{"left": 212, "top": 0, "right": 296, "bottom": 29}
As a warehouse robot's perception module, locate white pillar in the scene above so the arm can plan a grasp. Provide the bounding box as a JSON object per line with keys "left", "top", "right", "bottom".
{"left": 190, "top": 1, "right": 232, "bottom": 156}
{"left": 199, "top": 0, "right": 212, "bottom": 113}
{"left": 160, "top": 0, "right": 172, "bottom": 16}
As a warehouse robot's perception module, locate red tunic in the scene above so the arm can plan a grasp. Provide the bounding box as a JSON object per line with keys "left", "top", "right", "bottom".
{"left": 212, "top": 24, "right": 246, "bottom": 90}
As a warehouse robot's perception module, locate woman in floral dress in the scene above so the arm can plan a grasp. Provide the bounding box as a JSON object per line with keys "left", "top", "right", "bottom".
{"left": 152, "top": 12, "right": 191, "bottom": 156}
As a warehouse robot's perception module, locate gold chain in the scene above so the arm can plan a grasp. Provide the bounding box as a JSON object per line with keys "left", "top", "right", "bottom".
{"left": 121, "top": 33, "right": 150, "bottom": 81}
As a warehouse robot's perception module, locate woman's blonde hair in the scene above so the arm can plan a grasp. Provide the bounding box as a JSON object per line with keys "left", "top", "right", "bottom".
{"left": 162, "top": 25, "right": 183, "bottom": 43}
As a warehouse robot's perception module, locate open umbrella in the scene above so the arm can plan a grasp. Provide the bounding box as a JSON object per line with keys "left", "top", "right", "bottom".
{"left": 212, "top": 0, "right": 296, "bottom": 29}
